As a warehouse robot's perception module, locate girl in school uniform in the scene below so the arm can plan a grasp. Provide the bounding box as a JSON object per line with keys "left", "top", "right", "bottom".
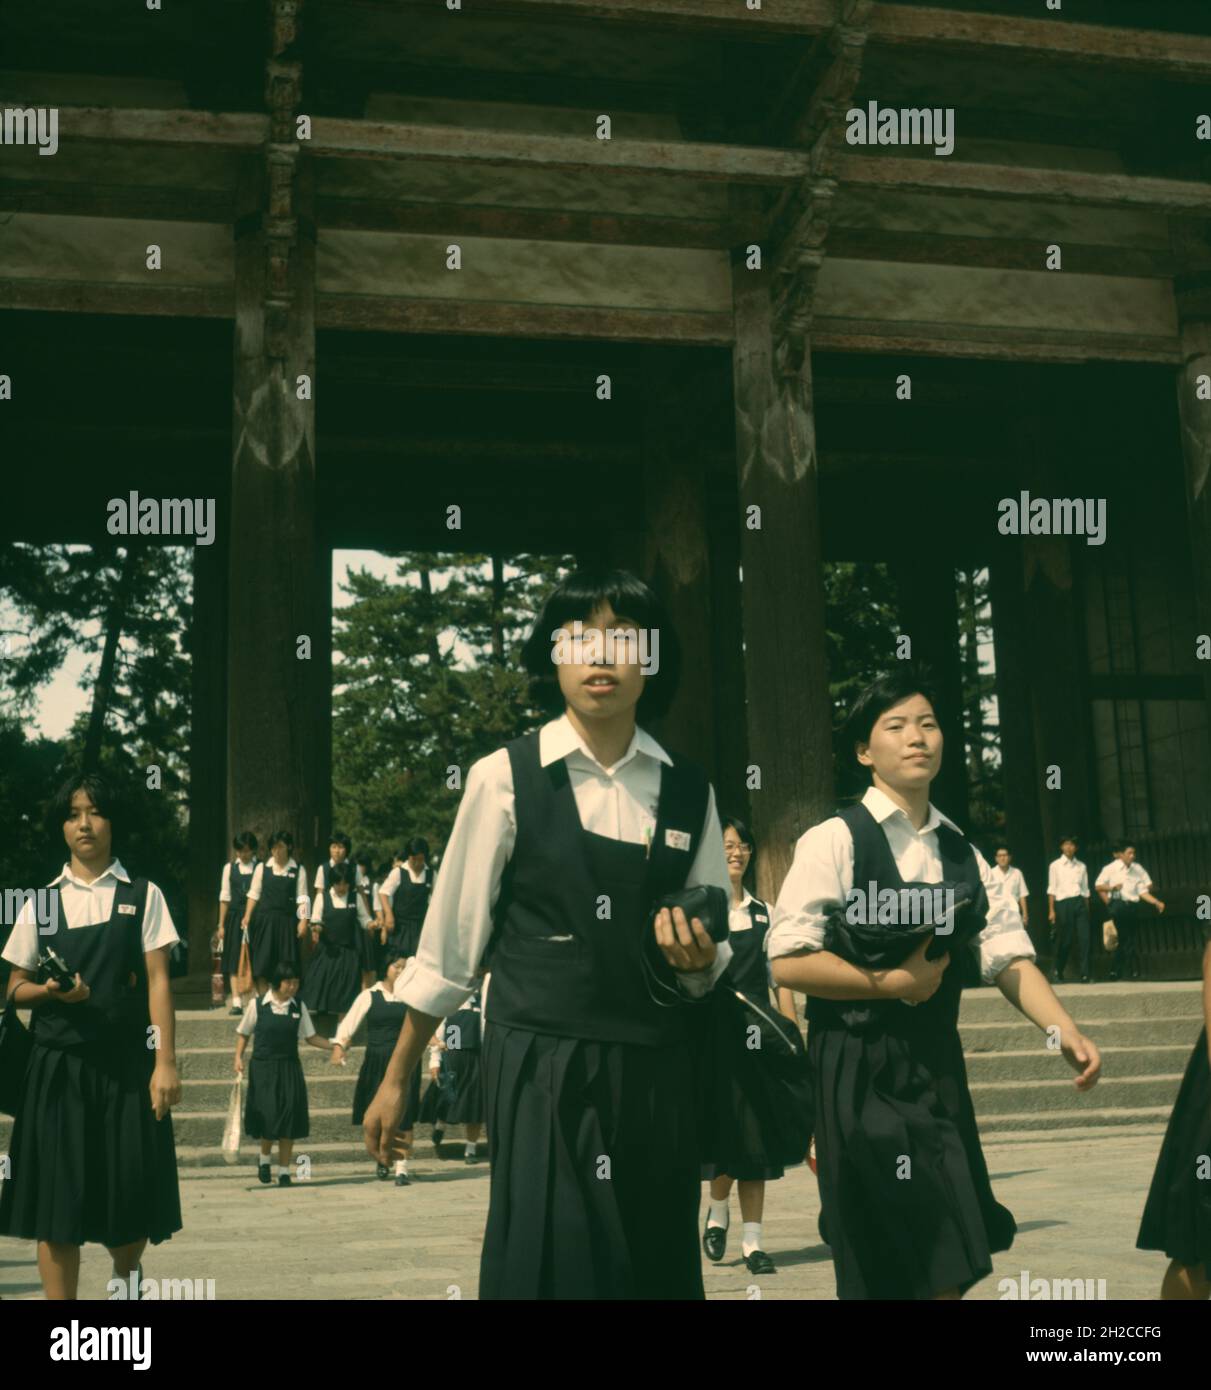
{"left": 1136, "top": 933, "right": 1211, "bottom": 1298}
{"left": 355, "top": 855, "right": 378, "bottom": 987}
{"left": 362, "top": 569, "right": 734, "bottom": 1300}
{"left": 0, "top": 771, "right": 182, "bottom": 1299}
{"left": 701, "top": 817, "right": 804, "bottom": 1276}
{"left": 426, "top": 981, "right": 487, "bottom": 1165}
{"left": 303, "top": 860, "right": 369, "bottom": 1024}
{"left": 378, "top": 837, "right": 433, "bottom": 962}
{"left": 240, "top": 830, "right": 309, "bottom": 994}
{"left": 768, "top": 669, "right": 1103, "bottom": 1300}
{"left": 368, "top": 860, "right": 393, "bottom": 981}
{"left": 235, "top": 961, "right": 332, "bottom": 1187}
{"left": 216, "top": 831, "right": 259, "bottom": 1015}
{"left": 331, "top": 954, "right": 420, "bottom": 1185}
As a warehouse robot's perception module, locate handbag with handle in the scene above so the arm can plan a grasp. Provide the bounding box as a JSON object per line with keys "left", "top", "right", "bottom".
{"left": 642, "top": 884, "right": 732, "bottom": 1006}
{"left": 221, "top": 1075, "right": 242, "bottom": 1164}
{"left": 1102, "top": 919, "right": 1119, "bottom": 952}
{"left": 233, "top": 931, "right": 254, "bottom": 997}
{"left": 0, "top": 994, "right": 34, "bottom": 1118}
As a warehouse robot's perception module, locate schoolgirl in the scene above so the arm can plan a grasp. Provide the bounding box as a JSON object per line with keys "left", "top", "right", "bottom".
{"left": 240, "top": 830, "right": 309, "bottom": 993}
{"left": 0, "top": 771, "right": 182, "bottom": 1299}
{"left": 378, "top": 837, "right": 433, "bottom": 961}
{"left": 302, "top": 860, "right": 368, "bottom": 1023}
{"left": 426, "top": 981, "right": 486, "bottom": 1165}
{"left": 1136, "top": 934, "right": 1211, "bottom": 1298}
{"left": 355, "top": 855, "right": 378, "bottom": 986}
{"left": 235, "top": 961, "right": 331, "bottom": 1187}
{"left": 362, "top": 568, "right": 734, "bottom": 1300}
{"left": 701, "top": 817, "right": 803, "bottom": 1276}
{"left": 332, "top": 954, "right": 420, "bottom": 1185}
{"left": 767, "top": 669, "right": 1103, "bottom": 1300}
{"left": 216, "top": 831, "right": 259, "bottom": 1014}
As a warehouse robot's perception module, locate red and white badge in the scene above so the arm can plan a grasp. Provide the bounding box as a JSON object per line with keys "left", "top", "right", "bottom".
{"left": 664, "top": 829, "right": 691, "bottom": 852}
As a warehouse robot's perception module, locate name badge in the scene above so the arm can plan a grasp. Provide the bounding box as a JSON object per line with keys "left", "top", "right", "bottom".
{"left": 664, "top": 829, "right": 691, "bottom": 852}
{"left": 754, "top": 913, "right": 769, "bottom": 924}
{"left": 117, "top": 903, "right": 137, "bottom": 915}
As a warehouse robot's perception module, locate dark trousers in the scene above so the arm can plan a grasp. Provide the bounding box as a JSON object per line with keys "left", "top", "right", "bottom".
{"left": 1053, "top": 896, "right": 1089, "bottom": 979}
{"left": 1109, "top": 901, "right": 1143, "bottom": 978}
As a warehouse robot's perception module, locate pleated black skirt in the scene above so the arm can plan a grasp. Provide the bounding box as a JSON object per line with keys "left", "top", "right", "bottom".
{"left": 357, "top": 923, "right": 379, "bottom": 975}
{"left": 0, "top": 1039, "right": 181, "bottom": 1248}
{"left": 351, "top": 1048, "right": 421, "bottom": 1129}
{"left": 1137, "top": 1028, "right": 1211, "bottom": 1268}
{"left": 302, "top": 945, "right": 362, "bottom": 1015}
{"left": 479, "top": 1022, "right": 703, "bottom": 1300}
{"left": 244, "top": 1057, "right": 309, "bottom": 1139}
{"left": 220, "top": 920, "right": 246, "bottom": 981}
{"left": 811, "top": 1021, "right": 1015, "bottom": 1300}
{"left": 249, "top": 907, "right": 300, "bottom": 980}
{"left": 442, "top": 1049, "right": 485, "bottom": 1126}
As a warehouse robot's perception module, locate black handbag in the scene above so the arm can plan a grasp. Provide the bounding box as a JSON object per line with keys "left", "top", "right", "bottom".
{"left": 0, "top": 993, "right": 34, "bottom": 1118}
{"left": 642, "top": 885, "right": 732, "bottom": 1006}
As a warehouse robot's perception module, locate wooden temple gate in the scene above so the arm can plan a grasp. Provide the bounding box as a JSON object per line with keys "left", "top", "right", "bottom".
{"left": 2, "top": 0, "right": 1210, "bottom": 979}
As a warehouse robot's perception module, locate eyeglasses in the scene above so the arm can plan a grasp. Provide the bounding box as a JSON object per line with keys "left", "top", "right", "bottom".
{"left": 724, "top": 845, "right": 752, "bottom": 856}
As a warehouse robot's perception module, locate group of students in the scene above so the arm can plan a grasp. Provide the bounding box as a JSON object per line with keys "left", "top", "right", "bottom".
{"left": 1, "top": 565, "right": 1207, "bottom": 1304}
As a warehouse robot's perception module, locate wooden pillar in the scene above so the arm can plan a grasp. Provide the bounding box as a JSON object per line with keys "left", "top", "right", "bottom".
{"left": 1174, "top": 256, "right": 1211, "bottom": 724}
{"left": 889, "top": 555, "right": 969, "bottom": 829}
{"left": 227, "top": 3, "right": 325, "bottom": 865}
{"left": 989, "top": 548, "right": 1047, "bottom": 929}
{"left": 642, "top": 365, "right": 717, "bottom": 781}
{"left": 732, "top": 265, "right": 834, "bottom": 901}
{"left": 187, "top": 531, "right": 229, "bottom": 980}
{"left": 707, "top": 467, "right": 749, "bottom": 824}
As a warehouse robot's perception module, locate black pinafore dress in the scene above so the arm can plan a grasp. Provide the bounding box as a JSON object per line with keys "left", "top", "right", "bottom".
{"left": 351, "top": 989, "right": 420, "bottom": 1129}
{"left": 222, "top": 858, "right": 257, "bottom": 982}
{"left": 0, "top": 878, "right": 182, "bottom": 1248}
{"left": 701, "top": 897, "right": 798, "bottom": 1183}
{"left": 250, "top": 863, "right": 302, "bottom": 980}
{"left": 479, "top": 732, "right": 711, "bottom": 1301}
{"left": 388, "top": 868, "right": 431, "bottom": 960}
{"left": 302, "top": 892, "right": 363, "bottom": 1014}
{"left": 439, "top": 991, "right": 485, "bottom": 1126}
{"left": 244, "top": 995, "right": 310, "bottom": 1139}
{"left": 809, "top": 804, "right": 1015, "bottom": 1300}
{"left": 1137, "top": 1025, "right": 1211, "bottom": 1268}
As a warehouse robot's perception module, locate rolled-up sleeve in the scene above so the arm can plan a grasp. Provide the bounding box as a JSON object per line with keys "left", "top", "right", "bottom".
{"left": 974, "top": 847, "right": 1036, "bottom": 983}
{"left": 394, "top": 749, "right": 516, "bottom": 1019}
{"left": 767, "top": 817, "right": 852, "bottom": 960}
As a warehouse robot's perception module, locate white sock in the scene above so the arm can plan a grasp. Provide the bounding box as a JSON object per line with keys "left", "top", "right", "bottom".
{"left": 707, "top": 1198, "right": 729, "bottom": 1230}
{"left": 465, "top": 1139, "right": 477, "bottom": 1157}
{"left": 394, "top": 1158, "right": 408, "bottom": 1175}
{"left": 276, "top": 1164, "right": 287, "bottom": 1179}
{"left": 741, "top": 1221, "right": 763, "bottom": 1257}
{"left": 258, "top": 1155, "right": 271, "bottom": 1169}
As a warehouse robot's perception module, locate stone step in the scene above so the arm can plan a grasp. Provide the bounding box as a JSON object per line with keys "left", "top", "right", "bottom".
{"left": 964, "top": 1043, "right": 1194, "bottom": 1082}
{"left": 173, "top": 1138, "right": 479, "bottom": 1169}
{"left": 960, "top": 1017, "right": 1204, "bottom": 1051}
{"left": 177, "top": 1046, "right": 368, "bottom": 1080}
{"left": 166, "top": 1010, "right": 370, "bottom": 1048}
{"left": 975, "top": 1105, "right": 1175, "bottom": 1134}
{"left": 969, "top": 1072, "right": 1182, "bottom": 1116}
{"left": 956, "top": 981, "right": 1203, "bottom": 1024}
{"left": 167, "top": 1106, "right": 430, "bottom": 1147}
{"left": 980, "top": 1121, "right": 1169, "bottom": 1146}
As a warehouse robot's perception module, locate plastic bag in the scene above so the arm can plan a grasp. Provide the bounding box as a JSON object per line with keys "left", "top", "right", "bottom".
{"left": 221, "top": 1077, "right": 242, "bottom": 1164}
{"left": 1102, "top": 919, "right": 1119, "bottom": 952}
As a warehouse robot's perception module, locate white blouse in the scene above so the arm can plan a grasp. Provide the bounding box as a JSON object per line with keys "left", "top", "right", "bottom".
{"left": 766, "top": 786, "right": 1036, "bottom": 984}
{"left": 333, "top": 981, "right": 396, "bottom": 1050}
{"left": 246, "top": 859, "right": 310, "bottom": 915}
{"left": 219, "top": 859, "right": 257, "bottom": 902}
{"left": 310, "top": 887, "right": 372, "bottom": 927}
{"left": 237, "top": 990, "right": 317, "bottom": 1039}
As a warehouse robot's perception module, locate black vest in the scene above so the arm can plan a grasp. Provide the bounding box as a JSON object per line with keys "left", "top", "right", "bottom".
{"left": 252, "top": 994, "right": 304, "bottom": 1062}
{"left": 228, "top": 858, "right": 257, "bottom": 921}
{"left": 724, "top": 896, "right": 773, "bottom": 1001}
{"left": 365, "top": 988, "right": 408, "bottom": 1052}
{"left": 391, "top": 866, "right": 431, "bottom": 925}
{"left": 33, "top": 877, "right": 152, "bottom": 1051}
{"left": 807, "top": 802, "right": 985, "bottom": 1036}
{"left": 259, "top": 862, "right": 300, "bottom": 915}
{"left": 445, "top": 989, "right": 483, "bottom": 1052}
{"left": 486, "top": 731, "right": 711, "bottom": 1046}
{"left": 319, "top": 889, "right": 359, "bottom": 950}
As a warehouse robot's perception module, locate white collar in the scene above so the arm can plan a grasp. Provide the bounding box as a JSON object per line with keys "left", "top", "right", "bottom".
{"left": 52, "top": 858, "right": 129, "bottom": 888}
{"left": 861, "top": 785, "right": 960, "bottom": 837}
{"left": 1055, "top": 854, "right": 1084, "bottom": 867}
{"left": 540, "top": 713, "right": 671, "bottom": 775}
{"left": 261, "top": 988, "right": 298, "bottom": 1007}
{"left": 266, "top": 858, "right": 298, "bottom": 872}
{"left": 734, "top": 888, "right": 754, "bottom": 909}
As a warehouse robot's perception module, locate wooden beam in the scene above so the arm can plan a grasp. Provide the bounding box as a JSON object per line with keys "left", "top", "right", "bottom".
{"left": 837, "top": 155, "right": 1211, "bottom": 218}
{"left": 0, "top": 180, "right": 233, "bottom": 223}
{"left": 0, "top": 278, "right": 233, "bottom": 318}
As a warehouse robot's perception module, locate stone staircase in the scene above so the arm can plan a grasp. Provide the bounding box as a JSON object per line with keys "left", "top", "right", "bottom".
{"left": 0, "top": 982, "right": 1204, "bottom": 1163}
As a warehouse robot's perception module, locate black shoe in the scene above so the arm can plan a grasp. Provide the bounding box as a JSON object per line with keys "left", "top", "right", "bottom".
{"left": 258, "top": 1163, "right": 272, "bottom": 1185}
{"left": 278, "top": 1173, "right": 291, "bottom": 1187}
{"left": 744, "top": 1250, "right": 776, "bottom": 1276}
{"left": 1108, "top": 971, "right": 1120, "bottom": 982}
{"left": 229, "top": 1006, "right": 243, "bottom": 1016}
{"left": 465, "top": 1150, "right": 480, "bottom": 1165}
{"left": 1050, "top": 971, "right": 1063, "bottom": 984}
{"left": 375, "top": 1163, "right": 389, "bottom": 1179}
{"left": 1080, "top": 975, "right": 1090, "bottom": 983}
{"left": 702, "top": 1224, "right": 728, "bottom": 1262}
{"left": 394, "top": 1171, "right": 411, "bottom": 1186}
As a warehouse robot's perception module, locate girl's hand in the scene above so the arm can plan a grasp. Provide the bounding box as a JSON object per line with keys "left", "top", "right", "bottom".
{"left": 46, "top": 973, "right": 91, "bottom": 1005}
{"left": 876, "top": 937, "right": 948, "bottom": 1003}
{"left": 429, "top": 1063, "right": 439, "bottom": 1079}
{"left": 234, "top": 1055, "right": 244, "bottom": 1075}
{"left": 363, "top": 1082, "right": 407, "bottom": 1166}
{"left": 331, "top": 1046, "right": 345, "bottom": 1067}
{"left": 216, "top": 927, "right": 224, "bottom": 944}
{"left": 654, "top": 906, "right": 716, "bottom": 973}
{"left": 149, "top": 1061, "right": 181, "bottom": 1120}
{"left": 311, "top": 927, "right": 321, "bottom": 945}
{"left": 1059, "top": 1028, "right": 1101, "bottom": 1091}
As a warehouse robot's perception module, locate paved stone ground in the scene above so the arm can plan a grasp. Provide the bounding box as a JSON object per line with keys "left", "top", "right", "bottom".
{"left": 0, "top": 1127, "right": 1176, "bottom": 1301}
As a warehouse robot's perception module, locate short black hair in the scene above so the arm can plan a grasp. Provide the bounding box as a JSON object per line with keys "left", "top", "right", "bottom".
{"left": 47, "top": 770, "right": 125, "bottom": 852}
{"left": 402, "top": 836, "right": 429, "bottom": 860}
{"left": 269, "top": 962, "right": 300, "bottom": 989}
{"left": 843, "top": 665, "right": 940, "bottom": 761}
{"left": 267, "top": 829, "right": 293, "bottom": 853}
{"left": 328, "top": 861, "right": 353, "bottom": 888}
{"left": 327, "top": 832, "right": 351, "bottom": 853}
{"left": 385, "top": 952, "right": 409, "bottom": 970}
{"left": 376, "top": 861, "right": 393, "bottom": 882}
{"left": 1059, "top": 833, "right": 1078, "bottom": 846}
{"left": 993, "top": 844, "right": 1011, "bottom": 856}
{"left": 1113, "top": 839, "right": 1134, "bottom": 854}
{"left": 520, "top": 568, "right": 681, "bottom": 721}
{"left": 233, "top": 831, "right": 258, "bottom": 852}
